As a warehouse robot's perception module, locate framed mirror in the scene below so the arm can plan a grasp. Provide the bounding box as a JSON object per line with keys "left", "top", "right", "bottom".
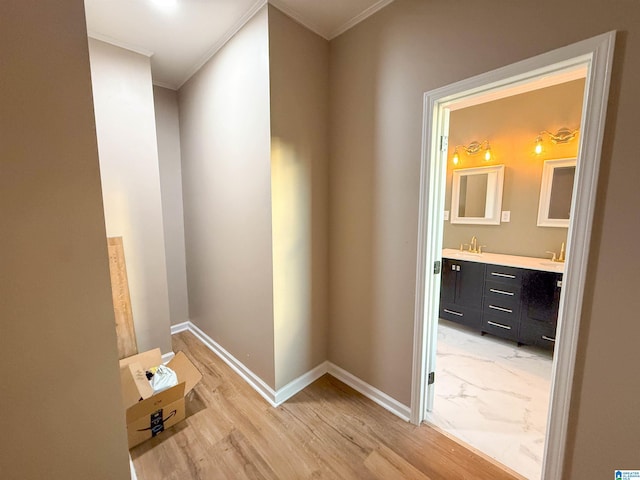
{"left": 537, "top": 158, "right": 576, "bottom": 228}
{"left": 450, "top": 165, "right": 505, "bottom": 225}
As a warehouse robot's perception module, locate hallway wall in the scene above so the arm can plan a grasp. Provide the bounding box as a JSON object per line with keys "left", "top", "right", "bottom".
{"left": 328, "top": 1, "right": 639, "bottom": 477}
{"left": 268, "top": 5, "right": 330, "bottom": 389}
{"left": 179, "top": 6, "right": 276, "bottom": 387}
{"left": 0, "top": 1, "right": 130, "bottom": 478}
{"left": 89, "top": 39, "right": 173, "bottom": 354}
{"left": 154, "top": 86, "right": 190, "bottom": 327}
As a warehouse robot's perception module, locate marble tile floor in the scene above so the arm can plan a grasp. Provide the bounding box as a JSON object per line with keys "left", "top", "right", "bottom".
{"left": 425, "top": 319, "right": 553, "bottom": 480}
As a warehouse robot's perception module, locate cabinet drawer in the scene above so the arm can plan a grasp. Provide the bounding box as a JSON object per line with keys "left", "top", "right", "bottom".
{"left": 483, "top": 299, "right": 520, "bottom": 321}
{"left": 519, "top": 320, "right": 557, "bottom": 350}
{"left": 485, "top": 264, "right": 524, "bottom": 287}
{"left": 440, "top": 303, "right": 482, "bottom": 330}
{"left": 484, "top": 280, "right": 521, "bottom": 310}
{"left": 482, "top": 314, "right": 519, "bottom": 341}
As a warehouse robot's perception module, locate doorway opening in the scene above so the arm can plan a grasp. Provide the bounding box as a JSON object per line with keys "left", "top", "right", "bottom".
{"left": 430, "top": 72, "right": 585, "bottom": 479}
{"left": 411, "top": 31, "right": 615, "bottom": 480}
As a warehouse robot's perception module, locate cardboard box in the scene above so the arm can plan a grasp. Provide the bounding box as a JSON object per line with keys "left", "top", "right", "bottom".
{"left": 119, "top": 348, "right": 202, "bottom": 448}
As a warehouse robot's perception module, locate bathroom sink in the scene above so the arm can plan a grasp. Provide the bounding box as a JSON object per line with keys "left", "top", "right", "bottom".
{"left": 450, "top": 251, "right": 483, "bottom": 258}
{"left": 442, "top": 248, "right": 565, "bottom": 272}
{"left": 539, "top": 261, "right": 564, "bottom": 272}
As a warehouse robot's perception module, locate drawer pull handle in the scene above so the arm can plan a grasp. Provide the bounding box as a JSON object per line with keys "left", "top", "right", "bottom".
{"left": 542, "top": 335, "right": 556, "bottom": 342}
{"left": 489, "top": 288, "right": 514, "bottom": 296}
{"left": 491, "top": 272, "right": 516, "bottom": 279}
{"left": 489, "top": 305, "right": 513, "bottom": 313}
{"left": 443, "top": 309, "right": 463, "bottom": 317}
{"left": 487, "top": 320, "right": 511, "bottom": 330}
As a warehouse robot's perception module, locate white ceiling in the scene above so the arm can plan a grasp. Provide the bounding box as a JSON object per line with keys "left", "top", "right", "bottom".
{"left": 84, "top": 0, "right": 393, "bottom": 89}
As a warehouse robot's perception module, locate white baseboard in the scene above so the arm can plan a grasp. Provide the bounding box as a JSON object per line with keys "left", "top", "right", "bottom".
{"left": 170, "top": 321, "right": 190, "bottom": 334}
{"left": 275, "top": 360, "right": 330, "bottom": 405}
{"left": 186, "top": 321, "right": 278, "bottom": 407}
{"left": 327, "top": 362, "right": 411, "bottom": 422}
{"left": 161, "top": 351, "right": 175, "bottom": 364}
{"left": 171, "top": 322, "right": 410, "bottom": 421}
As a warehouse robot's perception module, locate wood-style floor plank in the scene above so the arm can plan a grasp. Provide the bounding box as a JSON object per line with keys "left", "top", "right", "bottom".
{"left": 131, "top": 332, "right": 520, "bottom": 480}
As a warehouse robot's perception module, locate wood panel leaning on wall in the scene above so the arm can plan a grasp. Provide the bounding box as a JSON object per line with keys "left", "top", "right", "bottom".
{"left": 108, "top": 236, "right": 138, "bottom": 358}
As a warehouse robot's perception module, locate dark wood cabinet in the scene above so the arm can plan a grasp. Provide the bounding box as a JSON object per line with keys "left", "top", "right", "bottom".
{"left": 456, "top": 260, "right": 485, "bottom": 309}
{"left": 440, "top": 258, "right": 457, "bottom": 305}
{"left": 439, "top": 258, "right": 485, "bottom": 330}
{"left": 439, "top": 257, "right": 562, "bottom": 350}
{"left": 519, "top": 270, "right": 562, "bottom": 350}
{"left": 481, "top": 265, "right": 523, "bottom": 342}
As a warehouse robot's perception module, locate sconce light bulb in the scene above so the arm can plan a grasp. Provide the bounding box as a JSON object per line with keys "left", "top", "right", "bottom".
{"left": 452, "top": 151, "right": 459, "bottom": 165}
{"left": 484, "top": 147, "right": 491, "bottom": 161}
{"left": 535, "top": 136, "right": 543, "bottom": 155}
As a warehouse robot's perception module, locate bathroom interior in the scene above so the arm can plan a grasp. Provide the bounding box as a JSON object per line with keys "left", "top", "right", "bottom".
{"left": 425, "top": 76, "right": 586, "bottom": 479}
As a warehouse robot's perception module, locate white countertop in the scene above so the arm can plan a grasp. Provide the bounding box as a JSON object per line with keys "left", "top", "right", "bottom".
{"left": 442, "top": 248, "right": 565, "bottom": 274}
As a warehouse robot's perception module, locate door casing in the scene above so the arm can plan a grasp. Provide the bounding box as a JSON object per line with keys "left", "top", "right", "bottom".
{"left": 411, "top": 31, "right": 616, "bottom": 480}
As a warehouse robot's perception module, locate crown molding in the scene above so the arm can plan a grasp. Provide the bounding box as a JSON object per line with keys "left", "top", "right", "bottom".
{"left": 87, "top": 31, "right": 154, "bottom": 57}
{"left": 268, "top": 0, "right": 329, "bottom": 40}
{"left": 328, "top": 0, "right": 394, "bottom": 40}
{"left": 268, "top": 0, "right": 395, "bottom": 41}
{"left": 175, "top": 0, "right": 395, "bottom": 89}
{"left": 176, "top": 0, "right": 268, "bottom": 89}
{"left": 152, "top": 80, "right": 177, "bottom": 90}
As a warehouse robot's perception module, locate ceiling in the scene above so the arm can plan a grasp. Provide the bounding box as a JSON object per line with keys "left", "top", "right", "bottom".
{"left": 84, "top": 0, "right": 393, "bottom": 89}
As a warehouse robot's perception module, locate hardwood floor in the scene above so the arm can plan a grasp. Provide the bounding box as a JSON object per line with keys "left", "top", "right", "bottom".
{"left": 131, "top": 332, "right": 520, "bottom": 480}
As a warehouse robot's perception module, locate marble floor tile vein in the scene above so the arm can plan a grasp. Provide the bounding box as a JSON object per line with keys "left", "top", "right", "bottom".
{"left": 426, "top": 320, "right": 553, "bottom": 480}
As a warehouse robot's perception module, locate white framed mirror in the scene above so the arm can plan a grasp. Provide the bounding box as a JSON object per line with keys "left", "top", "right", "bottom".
{"left": 450, "top": 164, "right": 505, "bottom": 225}
{"left": 537, "top": 158, "right": 576, "bottom": 228}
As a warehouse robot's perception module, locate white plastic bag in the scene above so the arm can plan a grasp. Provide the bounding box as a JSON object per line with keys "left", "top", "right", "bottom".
{"left": 148, "top": 365, "right": 178, "bottom": 394}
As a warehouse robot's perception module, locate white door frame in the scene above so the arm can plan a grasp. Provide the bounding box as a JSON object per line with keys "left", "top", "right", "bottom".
{"left": 411, "top": 31, "right": 615, "bottom": 480}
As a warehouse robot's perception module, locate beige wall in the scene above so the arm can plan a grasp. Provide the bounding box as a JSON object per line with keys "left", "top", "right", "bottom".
{"left": 328, "top": 0, "right": 640, "bottom": 477}
{"left": 0, "top": 1, "right": 129, "bottom": 478}
{"left": 89, "top": 39, "right": 173, "bottom": 355}
{"left": 444, "top": 79, "right": 584, "bottom": 258}
{"left": 328, "top": 4, "right": 419, "bottom": 405}
{"left": 268, "top": 6, "right": 330, "bottom": 389}
{"left": 154, "top": 86, "right": 190, "bottom": 326}
{"left": 179, "top": 6, "right": 276, "bottom": 387}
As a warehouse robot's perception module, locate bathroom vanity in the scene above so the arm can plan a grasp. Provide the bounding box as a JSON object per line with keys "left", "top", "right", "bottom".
{"left": 440, "top": 249, "right": 563, "bottom": 350}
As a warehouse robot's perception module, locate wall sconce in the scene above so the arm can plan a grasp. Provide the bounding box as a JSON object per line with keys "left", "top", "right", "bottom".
{"left": 534, "top": 127, "right": 579, "bottom": 155}
{"left": 451, "top": 140, "right": 492, "bottom": 165}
